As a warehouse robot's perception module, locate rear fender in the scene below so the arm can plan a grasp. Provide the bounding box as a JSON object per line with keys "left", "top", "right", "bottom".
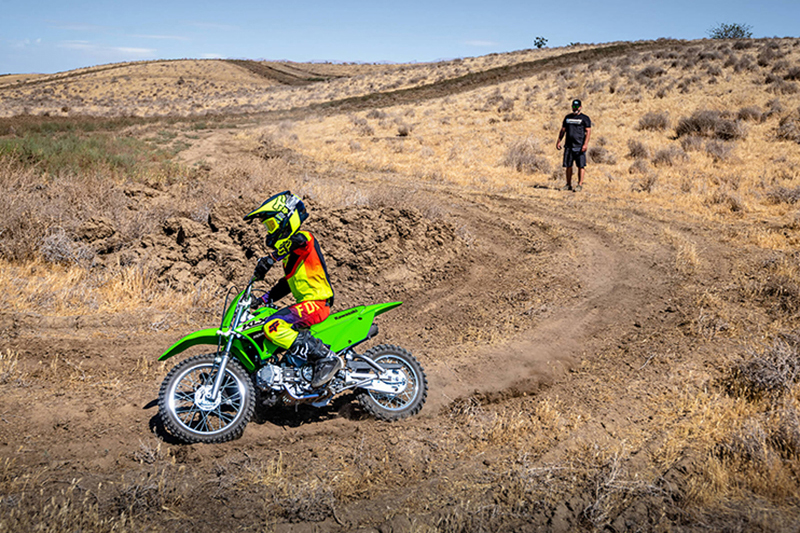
{"left": 312, "top": 302, "right": 402, "bottom": 352}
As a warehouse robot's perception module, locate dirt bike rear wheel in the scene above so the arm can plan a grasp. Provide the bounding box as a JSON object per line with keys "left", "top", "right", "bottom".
{"left": 158, "top": 353, "right": 254, "bottom": 444}
{"left": 356, "top": 344, "right": 427, "bottom": 421}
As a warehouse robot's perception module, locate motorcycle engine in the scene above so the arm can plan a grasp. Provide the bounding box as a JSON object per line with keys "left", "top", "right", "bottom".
{"left": 256, "top": 364, "right": 284, "bottom": 391}
{"left": 256, "top": 363, "right": 314, "bottom": 394}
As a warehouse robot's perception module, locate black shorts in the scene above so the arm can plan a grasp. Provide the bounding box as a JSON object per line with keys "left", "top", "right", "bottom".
{"left": 563, "top": 149, "right": 587, "bottom": 168}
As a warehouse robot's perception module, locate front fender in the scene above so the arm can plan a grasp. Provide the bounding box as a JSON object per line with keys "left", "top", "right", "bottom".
{"left": 158, "top": 328, "right": 259, "bottom": 372}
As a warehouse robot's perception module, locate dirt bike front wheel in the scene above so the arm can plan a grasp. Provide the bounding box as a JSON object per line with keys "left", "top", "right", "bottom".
{"left": 158, "top": 353, "right": 255, "bottom": 444}
{"left": 356, "top": 344, "right": 428, "bottom": 421}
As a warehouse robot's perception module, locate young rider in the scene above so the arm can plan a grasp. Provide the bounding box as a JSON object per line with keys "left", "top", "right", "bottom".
{"left": 244, "top": 191, "right": 342, "bottom": 388}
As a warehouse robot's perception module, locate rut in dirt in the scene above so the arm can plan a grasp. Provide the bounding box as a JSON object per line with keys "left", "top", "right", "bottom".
{"left": 366, "top": 188, "right": 679, "bottom": 413}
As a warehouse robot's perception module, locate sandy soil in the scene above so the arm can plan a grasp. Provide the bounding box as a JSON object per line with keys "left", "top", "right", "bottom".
{"left": 0, "top": 159, "right": 725, "bottom": 531}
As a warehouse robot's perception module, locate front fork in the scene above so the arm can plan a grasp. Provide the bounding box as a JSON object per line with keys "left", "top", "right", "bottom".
{"left": 208, "top": 353, "right": 231, "bottom": 402}
{"left": 206, "top": 285, "right": 251, "bottom": 403}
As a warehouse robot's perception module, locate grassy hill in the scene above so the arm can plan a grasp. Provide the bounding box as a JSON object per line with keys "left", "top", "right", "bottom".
{"left": 1, "top": 37, "right": 800, "bottom": 532}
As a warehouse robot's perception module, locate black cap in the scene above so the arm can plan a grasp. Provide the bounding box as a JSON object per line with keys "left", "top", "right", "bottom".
{"left": 572, "top": 99, "right": 582, "bottom": 108}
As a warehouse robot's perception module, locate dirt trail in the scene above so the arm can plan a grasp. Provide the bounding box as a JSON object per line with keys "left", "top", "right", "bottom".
{"left": 419, "top": 191, "right": 666, "bottom": 412}
{"left": 0, "top": 170, "right": 695, "bottom": 531}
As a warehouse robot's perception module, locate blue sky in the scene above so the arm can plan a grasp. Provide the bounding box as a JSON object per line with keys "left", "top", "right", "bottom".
{"left": 2, "top": 0, "right": 798, "bottom": 75}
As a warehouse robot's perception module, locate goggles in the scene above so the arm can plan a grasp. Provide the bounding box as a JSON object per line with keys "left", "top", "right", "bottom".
{"left": 262, "top": 213, "right": 285, "bottom": 233}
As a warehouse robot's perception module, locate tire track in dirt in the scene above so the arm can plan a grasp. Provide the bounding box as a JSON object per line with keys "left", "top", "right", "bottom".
{"left": 422, "top": 191, "right": 674, "bottom": 412}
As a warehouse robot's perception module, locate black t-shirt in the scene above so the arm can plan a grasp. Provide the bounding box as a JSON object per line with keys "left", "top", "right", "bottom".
{"left": 562, "top": 113, "right": 592, "bottom": 151}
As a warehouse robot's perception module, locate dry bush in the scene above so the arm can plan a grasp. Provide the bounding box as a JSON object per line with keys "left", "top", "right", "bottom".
{"left": 677, "top": 75, "right": 701, "bottom": 93}
{"left": 588, "top": 146, "right": 617, "bottom": 165}
{"left": 503, "top": 137, "right": 551, "bottom": 174}
{"left": 769, "top": 400, "right": 800, "bottom": 458}
{"left": 356, "top": 123, "right": 374, "bottom": 136}
{"left": 39, "top": 228, "right": 95, "bottom": 265}
{"left": 733, "top": 55, "right": 757, "bottom": 73}
{"left": 745, "top": 255, "right": 800, "bottom": 315}
{"left": 757, "top": 45, "right": 784, "bottom": 67}
{"left": 777, "top": 114, "right": 800, "bottom": 143}
{"left": 0, "top": 158, "right": 130, "bottom": 261}
{"left": 707, "top": 186, "right": 745, "bottom": 212}
{"left": 255, "top": 132, "right": 297, "bottom": 161}
{"left": 0, "top": 349, "right": 21, "bottom": 384}
{"left": 681, "top": 135, "right": 705, "bottom": 152}
{"left": 627, "top": 139, "right": 649, "bottom": 159}
{"left": 772, "top": 60, "right": 790, "bottom": 73}
{"left": 705, "top": 140, "right": 735, "bottom": 162}
{"left": 637, "top": 111, "right": 670, "bottom": 131}
{"left": 631, "top": 172, "right": 657, "bottom": 193}
{"left": 651, "top": 146, "right": 688, "bottom": 167}
{"left": 497, "top": 98, "right": 515, "bottom": 113}
{"left": 765, "top": 98, "right": 785, "bottom": 118}
{"left": 628, "top": 159, "right": 649, "bottom": 175}
{"left": 636, "top": 65, "right": 666, "bottom": 82}
{"left": 765, "top": 186, "right": 800, "bottom": 205}
{"left": 737, "top": 107, "right": 763, "bottom": 122}
{"left": 586, "top": 80, "right": 606, "bottom": 94}
{"left": 676, "top": 110, "right": 748, "bottom": 140}
{"left": 366, "top": 109, "right": 388, "bottom": 120}
{"left": 767, "top": 79, "right": 799, "bottom": 95}
{"left": 716, "top": 417, "right": 772, "bottom": 464}
{"left": 726, "top": 338, "right": 800, "bottom": 400}
{"left": 785, "top": 67, "right": 800, "bottom": 81}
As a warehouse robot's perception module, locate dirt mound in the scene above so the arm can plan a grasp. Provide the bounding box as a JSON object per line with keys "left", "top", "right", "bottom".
{"left": 93, "top": 200, "right": 464, "bottom": 306}
{"left": 312, "top": 206, "right": 464, "bottom": 305}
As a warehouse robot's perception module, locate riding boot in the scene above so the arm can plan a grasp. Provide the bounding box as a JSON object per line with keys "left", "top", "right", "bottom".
{"left": 288, "top": 330, "right": 343, "bottom": 388}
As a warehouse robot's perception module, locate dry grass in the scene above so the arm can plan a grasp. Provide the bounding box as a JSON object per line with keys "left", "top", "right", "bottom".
{"left": 2, "top": 37, "right": 800, "bottom": 531}
{"left": 0, "top": 476, "right": 133, "bottom": 533}
{"left": 662, "top": 228, "right": 700, "bottom": 275}
{"left": 0, "top": 258, "right": 214, "bottom": 315}
{"left": 0, "top": 349, "right": 21, "bottom": 384}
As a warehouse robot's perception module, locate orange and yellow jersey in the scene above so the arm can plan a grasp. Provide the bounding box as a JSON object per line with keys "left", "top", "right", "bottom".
{"left": 268, "top": 231, "right": 334, "bottom": 305}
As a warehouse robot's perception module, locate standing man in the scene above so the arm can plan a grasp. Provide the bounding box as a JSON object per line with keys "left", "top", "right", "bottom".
{"left": 556, "top": 99, "right": 592, "bottom": 192}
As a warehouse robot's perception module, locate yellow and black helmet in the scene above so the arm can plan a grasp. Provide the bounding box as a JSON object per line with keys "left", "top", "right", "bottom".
{"left": 244, "top": 191, "right": 308, "bottom": 254}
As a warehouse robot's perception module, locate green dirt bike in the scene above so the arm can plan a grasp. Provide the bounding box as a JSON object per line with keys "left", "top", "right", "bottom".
{"left": 157, "top": 278, "right": 428, "bottom": 444}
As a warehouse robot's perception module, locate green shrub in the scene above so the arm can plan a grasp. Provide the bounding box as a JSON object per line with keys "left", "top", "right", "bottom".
{"left": 0, "top": 132, "right": 175, "bottom": 179}
{"left": 707, "top": 22, "right": 753, "bottom": 40}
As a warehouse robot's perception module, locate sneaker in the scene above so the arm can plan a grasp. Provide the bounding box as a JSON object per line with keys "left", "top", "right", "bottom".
{"left": 560, "top": 185, "right": 573, "bottom": 191}
{"left": 311, "top": 356, "right": 344, "bottom": 388}
{"left": 573, "top": 184, "right": 583, "bottom": 192}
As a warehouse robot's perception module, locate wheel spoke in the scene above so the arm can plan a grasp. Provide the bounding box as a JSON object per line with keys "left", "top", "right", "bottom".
{"left": 175, "top": 390, "right": 194, "bottom": 403}
{"left": 198, "top": 409, "right": 211, "bottom": 432}
{"left": 224, "top": 391, "right": 242, "bottom": 405}
{"left": 216, "top": 405, "right": 235, "bottom": 425}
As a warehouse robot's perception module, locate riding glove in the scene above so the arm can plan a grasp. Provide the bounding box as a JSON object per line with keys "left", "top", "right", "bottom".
{"left": 253, "top": 255, "right": 276, "bottom": 281}
{"left": 250, "top": 292, "right": 272, "bottom": 310}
